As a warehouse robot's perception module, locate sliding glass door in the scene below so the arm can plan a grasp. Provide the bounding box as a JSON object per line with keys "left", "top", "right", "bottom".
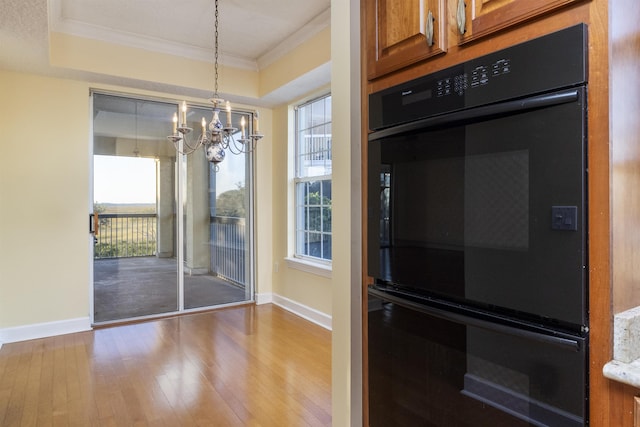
{"left": 182, "top": 105, "right": 253, "bottom": 309}
{"left": 91, "top": 93, "right": 253, "bottom": 324}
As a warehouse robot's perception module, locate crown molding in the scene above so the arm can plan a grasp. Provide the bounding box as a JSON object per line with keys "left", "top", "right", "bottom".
{"left": 48, "top": 0, "right": 329, "bottom": 72}
{"left": 257, "top": 7, "right": 331, "bottom": 70}
{"left": 48, "top": 0, "right": 258, "bottom": 71}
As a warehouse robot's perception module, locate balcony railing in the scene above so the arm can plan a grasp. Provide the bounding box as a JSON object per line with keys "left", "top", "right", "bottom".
{"left": 94, "top": 213, "right": 247, "bottom": 288}
{"left": 211, "top": 216, "right": 246, "bottom": 286}
{"left": 94, "top": 213, "right": 157, "bottom": 259}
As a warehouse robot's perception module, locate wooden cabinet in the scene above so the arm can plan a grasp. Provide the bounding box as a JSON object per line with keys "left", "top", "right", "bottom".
{"left": 365, "top": 0, "right": 447, "bottom": 80}
{"left": 364, "top": 0, "right": 587, "bottom": 79}
{"left": 456, "top": 0, "right": 587, "bottom": 44}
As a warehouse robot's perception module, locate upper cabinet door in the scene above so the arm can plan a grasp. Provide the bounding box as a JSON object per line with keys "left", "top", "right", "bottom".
{"left": 366, "top": 0, "right": 447, "bottom": 80}
{"left": 454, "top": 0, "right": 587, "bottom": 43}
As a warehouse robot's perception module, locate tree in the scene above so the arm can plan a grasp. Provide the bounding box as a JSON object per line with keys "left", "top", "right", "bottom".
{"left": 216, "top": 184, "right": 245, "bottom": 217}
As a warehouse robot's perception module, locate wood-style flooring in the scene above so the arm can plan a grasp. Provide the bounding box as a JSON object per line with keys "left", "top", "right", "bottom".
{"left": 0, "top": 304, "right": 332, "bottom": 426}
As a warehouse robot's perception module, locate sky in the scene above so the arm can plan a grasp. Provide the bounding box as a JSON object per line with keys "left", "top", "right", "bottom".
{"left": 93, "top": 153, "right": 246, "bottom": 205}
{"left": 94, "top": 155, "right": 157, "bottom": 204}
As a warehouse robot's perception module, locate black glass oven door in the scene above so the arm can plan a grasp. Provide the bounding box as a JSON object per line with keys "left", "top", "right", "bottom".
{"left": 368, "top": 289, "right": 587, "bottom": 427}
{"left": 368, "top": 87, "right": 587, "bottom": 327}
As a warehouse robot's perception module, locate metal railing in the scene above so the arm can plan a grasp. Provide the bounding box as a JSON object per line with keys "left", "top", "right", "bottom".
{"left": 211, "top": 216, "right": 246, "bottom": 286}
{"left": 94, "top": 213, "right": 157, "bottom": 259}
{"left": 94, "top": 213, "right": 247, "bottom": 288}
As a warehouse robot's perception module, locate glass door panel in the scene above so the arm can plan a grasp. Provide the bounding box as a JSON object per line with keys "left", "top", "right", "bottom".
{"left": 183, "top": 106, "right": 253, "bottom": 309}
{"left": 92, "top": 94, "right": 178, "bottom": 322}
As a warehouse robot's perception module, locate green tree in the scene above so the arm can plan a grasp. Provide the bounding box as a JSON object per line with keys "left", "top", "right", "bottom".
{"left": 216, "top": 184, "right": 245, "bottom": 217}
{"left": 306, "top": 190, "right": 332, "bottom": 233}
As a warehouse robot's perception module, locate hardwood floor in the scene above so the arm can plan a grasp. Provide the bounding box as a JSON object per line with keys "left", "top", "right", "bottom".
{"left": 0, "top": 304, "right": 332, "bottom": 426}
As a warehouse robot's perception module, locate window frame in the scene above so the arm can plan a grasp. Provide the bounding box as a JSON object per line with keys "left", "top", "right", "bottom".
{"left": 292, "top": 93, "right": 332, "bottom": 265}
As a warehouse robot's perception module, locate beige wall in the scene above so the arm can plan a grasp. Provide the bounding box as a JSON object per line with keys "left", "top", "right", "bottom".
{"left": 50, "top": 32, "right": 259, "bottom": 99}
{"left": 259, "top": 27, "right": 332, "bottom": 98}
{"left": 0, "top": 71, "right": 91, "bottom": 327}
{"left": 270, "top": 102, "right": 333, "bottom": 316}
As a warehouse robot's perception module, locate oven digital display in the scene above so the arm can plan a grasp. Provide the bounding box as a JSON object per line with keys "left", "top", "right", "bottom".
{"left": 401, "top": 89, "right": 433, "bottom": 105}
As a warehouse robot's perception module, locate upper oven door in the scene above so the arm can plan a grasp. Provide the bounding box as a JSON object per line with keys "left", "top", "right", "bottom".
{"left": 368, "top": 87, "right": 587, "bottom": 327}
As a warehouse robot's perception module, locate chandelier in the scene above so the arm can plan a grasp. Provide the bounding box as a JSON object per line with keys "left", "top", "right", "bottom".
{"left": 167, "top": 0, "right": 263, "bottom": 169}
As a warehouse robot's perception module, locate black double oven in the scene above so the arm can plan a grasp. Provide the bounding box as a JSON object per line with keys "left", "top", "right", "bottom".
{"left": 367, "top": 25, "right": 589, "bottom": 426}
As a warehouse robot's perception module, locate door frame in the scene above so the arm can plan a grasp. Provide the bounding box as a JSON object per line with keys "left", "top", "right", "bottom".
{"left": 89, "top": 90, "right": 256, "bottom": 325}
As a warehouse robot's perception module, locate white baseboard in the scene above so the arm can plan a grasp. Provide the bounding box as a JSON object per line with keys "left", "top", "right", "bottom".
{"left": 0, "top": 294, "right": 330, "bottom": 349}
{"left": 0, "top": 317, "right": 92, "bottom": 346}
{"left": 272, "top": 294, "right": 332, "bottom": 331}
{"left": 255, "top": 292, "right": 274, "bottom": 305}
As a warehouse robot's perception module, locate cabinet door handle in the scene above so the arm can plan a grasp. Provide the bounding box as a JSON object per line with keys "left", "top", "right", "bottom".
{"left": 457, "top": 0, "right": 466, "bottom": 35}
{"left": 425, "top": 10, "right": 435, "bottom": 46}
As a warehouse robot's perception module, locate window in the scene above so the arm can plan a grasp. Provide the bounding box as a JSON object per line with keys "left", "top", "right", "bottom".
{"left": 295, "top": 95, "right": 332, "bottom": 262}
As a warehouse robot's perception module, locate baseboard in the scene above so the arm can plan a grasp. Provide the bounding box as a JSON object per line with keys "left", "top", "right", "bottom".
{"left": 0, "top": 295, "right": 330, "bottom": 347}
{"left": 0, "top": 317, "right": 92, "bottom": 346}
{"left": 272, "top": 294, "right": 332, "bottom": 331}
{"left": 255, "top": 292, "right": 274, "bottom": 305}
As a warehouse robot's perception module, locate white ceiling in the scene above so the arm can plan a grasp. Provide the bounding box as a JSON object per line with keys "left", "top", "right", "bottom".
{"left": 0, "top": 0, "right": 331, "bottom": 106}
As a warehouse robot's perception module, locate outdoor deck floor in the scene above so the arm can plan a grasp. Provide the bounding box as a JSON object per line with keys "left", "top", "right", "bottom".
{"left": 93, "top": 257, "right": 248, "bottom": 323}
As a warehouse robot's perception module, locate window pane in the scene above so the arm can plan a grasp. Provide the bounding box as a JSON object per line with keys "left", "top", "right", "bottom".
{"left": 295, "top": 94, "right": 332, "bottom": 261}
{"left": 306, "top": 232, "right": 322, "bottom": 258}
{"left": 322, "top": 206, "right": 332, "bottom": 233}
{"left": 322, "top": 180, "right": 332, "bottom": 201}
{"left": 321, "top": 180, "right": 332, "bottom": 233}
{"left": 322, "top": 235, "right": 331, "bottom": 260}
{"left": 307, "top": 207, "right": 321, "bottom": 231}
{"left": 311, "top": 100, "right": 324, "bottom": 127}
{"left": 296, "top": 95, "right": 332, "bottom": 179}
{"left": 307, "top": 180, "right": 321, "bottom": 197}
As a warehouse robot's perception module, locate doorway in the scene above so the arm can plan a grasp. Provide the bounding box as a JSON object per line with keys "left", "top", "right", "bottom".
{"left": 91, "top": 93, "right": 254, "bottom": 323}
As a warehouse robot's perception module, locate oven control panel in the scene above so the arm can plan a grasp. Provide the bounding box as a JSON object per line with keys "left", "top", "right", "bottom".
{"left": 437, "top": 58, "right": 511, "bottom": 98}
{"left": 369, "top": 24, "right": 587, "bottom": 131}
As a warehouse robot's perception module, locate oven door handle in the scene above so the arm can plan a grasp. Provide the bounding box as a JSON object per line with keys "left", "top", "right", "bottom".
{"left": 369, "top": 88, "right": 582, "bottom": 141}
{"left": 368, "top": 287, "right": 582, "bottom": 352}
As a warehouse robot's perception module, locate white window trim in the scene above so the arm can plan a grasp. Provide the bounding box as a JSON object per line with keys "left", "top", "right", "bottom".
{"left": 285, "top": 256, "right": 332, "bottom": 278}
{"left": 293, "top": 93, "right": 332, "bottom": 263}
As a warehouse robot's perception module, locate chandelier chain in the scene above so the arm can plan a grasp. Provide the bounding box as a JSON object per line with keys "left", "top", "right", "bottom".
{"left": 213, "top": 0, "right": 219, "bottom": 100}
{"left": 166, "top": 0, "right": 262, "bottom": 167}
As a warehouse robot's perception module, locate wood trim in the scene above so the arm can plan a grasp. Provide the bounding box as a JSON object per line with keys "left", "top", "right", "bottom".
{"left": 460, "top": 0, "right": 588, "bottom": 44}
{"left": 586, "top": 0, "right": 614, "bottom": 425}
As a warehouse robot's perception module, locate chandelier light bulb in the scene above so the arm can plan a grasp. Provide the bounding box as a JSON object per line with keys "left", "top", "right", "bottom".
{"left": 226, "top": 101, "right": 232, "bottom": 127}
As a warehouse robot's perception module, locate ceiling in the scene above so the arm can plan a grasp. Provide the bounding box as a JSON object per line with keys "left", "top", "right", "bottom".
{"left": 0, "top": 0, "right": 331, "bottom": 106}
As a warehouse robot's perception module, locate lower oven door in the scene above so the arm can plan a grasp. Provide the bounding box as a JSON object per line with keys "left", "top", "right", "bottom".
{"left": 368, "top": 289, "right": 587, "bottom": 427}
